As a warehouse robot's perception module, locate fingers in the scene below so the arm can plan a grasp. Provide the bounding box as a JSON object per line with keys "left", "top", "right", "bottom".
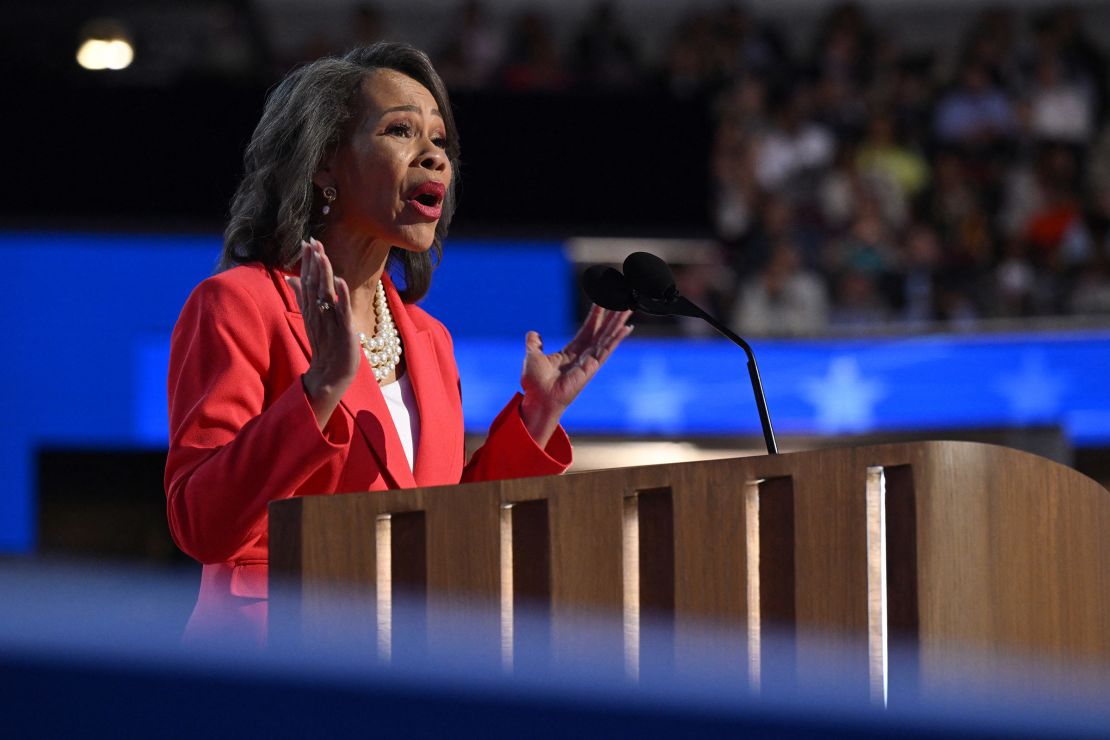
{"left": 570, "top": 308, "right": 631, "bottom": 352}
{"left": 564, "top": 304, "right": 604, "bottom": 354}
{"left": 580, "top": 309, "right": 632, "bottom": 367}
{"left": 301, "top": 242, "right": 315, "bottom": 301}
{"left": 598, "top": 309, "right": 633, "bottom": 349}
{"left": 581, "top": 304, "right": 605, "bottom": 337}
{"left": 595, "top": 322, "right": 634, "bottom": 364}
{"left": 596, "top": 309, "right": 631, "bottom": 340}
{"left": 521, "top": 308, "right": 633, "bottom": 413}
{"left": 296, "top": 240, "right": 347, "bottom": 362}
{"left": 299, "top": 242, "right": 318, "bottom": 325}
{"left": 525, "top": 330, "right": 543, "bottom": 355}
{"left": 298, "top": 238, "right": 342, "bottom": 312}
{"left": 312, "top": 237, "right": 338, "bottom": 303}
{"left": 566, "top": 304, "right": 626, "bottom": 355}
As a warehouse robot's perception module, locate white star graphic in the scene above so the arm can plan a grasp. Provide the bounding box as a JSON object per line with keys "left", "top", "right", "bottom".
{"left": 617, "top": 357, "right": 696, "bottom": 434}
{"left": 994, "top": 351, "right": 1068, "bottom": 424}
{"left": 800, "top": 355, "right": 886, "bottom": 433}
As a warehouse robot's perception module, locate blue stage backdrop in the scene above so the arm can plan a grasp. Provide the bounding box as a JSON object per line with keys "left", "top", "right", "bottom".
{"left": 4, "top": 232, "right": 1110, "bottom": 552}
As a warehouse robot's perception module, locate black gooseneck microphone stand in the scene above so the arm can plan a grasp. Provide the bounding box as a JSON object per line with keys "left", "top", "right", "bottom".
{"left": 582, "top": 257, "right": 779, "bottom": 456}
{"left": 632, "top": 292, "right": 779, "bottom": 456}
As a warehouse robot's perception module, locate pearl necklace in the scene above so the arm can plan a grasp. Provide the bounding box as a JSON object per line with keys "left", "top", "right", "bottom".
{"left": 357, "top": 280, "right": 402, "bottom": 384}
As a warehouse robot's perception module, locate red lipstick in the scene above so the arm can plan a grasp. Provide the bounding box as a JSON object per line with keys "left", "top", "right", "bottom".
{"left": 405, "top": 181, "right": 445, "bottom": 219}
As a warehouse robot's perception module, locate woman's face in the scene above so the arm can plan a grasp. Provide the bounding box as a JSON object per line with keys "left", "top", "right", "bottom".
{"left": 316, "top": 68, "right": 452, "bottom": 252}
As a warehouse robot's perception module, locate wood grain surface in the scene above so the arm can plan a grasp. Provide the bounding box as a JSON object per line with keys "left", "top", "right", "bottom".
{"left": 269, "top": 441, "right": 1110, "bottom": 696}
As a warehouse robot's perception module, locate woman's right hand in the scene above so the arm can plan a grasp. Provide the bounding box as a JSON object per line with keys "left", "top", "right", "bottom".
{"left": 284, "top": 238, "right": 360, "bottom": 430}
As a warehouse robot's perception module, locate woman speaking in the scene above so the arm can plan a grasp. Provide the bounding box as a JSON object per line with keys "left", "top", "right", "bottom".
{"left": 165, "top": 43, "right": 632, "bottom": 644}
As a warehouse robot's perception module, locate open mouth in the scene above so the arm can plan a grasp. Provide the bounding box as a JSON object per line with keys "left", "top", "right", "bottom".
{"left": 405, "top": 181, "right": 445, "bottom": 219}
{"left": 407, "top": 181, "right": 445, "bottom": 207}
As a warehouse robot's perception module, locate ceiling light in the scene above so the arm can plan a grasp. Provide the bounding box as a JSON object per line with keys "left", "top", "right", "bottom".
{"left": 76, "top": 20, "right": 133, "bottom": 71}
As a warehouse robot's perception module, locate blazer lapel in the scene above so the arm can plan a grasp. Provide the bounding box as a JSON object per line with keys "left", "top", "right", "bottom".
{"left": 278, "top": 268, "right": 415, "bottom": 490}
{"left": 383, "top": 275, "right": 458, "bottom": 485}
{"left": 339, "top": 359, "right": 418, "bottom": 490}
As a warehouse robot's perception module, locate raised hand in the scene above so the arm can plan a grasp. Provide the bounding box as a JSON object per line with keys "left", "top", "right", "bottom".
{"left": 284, "top": 238, "right": 361, "bottom": 429}
{"left": 519, "top": 305, "right": 633, "bottom": 446}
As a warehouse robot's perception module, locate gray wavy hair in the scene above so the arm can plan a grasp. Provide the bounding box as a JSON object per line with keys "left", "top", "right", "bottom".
{"left": 219, "top": 42, "right": 460, "bottom": 303}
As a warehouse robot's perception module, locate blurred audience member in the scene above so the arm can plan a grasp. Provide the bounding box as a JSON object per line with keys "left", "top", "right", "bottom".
{"left": 829, "top": 204, "right": 900, "bottom": 278}
{"left": 1069, "top": 257, "right": 1110, "bottom": 315}
{"left": 856, "top": 111, "right": 929, "bottom": 203}
{"left": 1021, "top": 145, "right": 1082, "bottom": 269}
{"left": 755, "top": 88, "right": 836, "bottom": 197}
{"left": 961, "top": 7, "right": 1022, "bottom": 91}
{"left": 733, "top": 241, "right": 829, "bottom": 336}
{"left": 1035, "top": 7, "right": 1106, "bottom": 120}
{"left": 713, "top": 125, "right": 761, "bottom": 243}
{"left": 810, "top": 2, "right": 876, "bottom": 88}
{"left": 934, "top": 62, "right": 1016, "bottom": 147}
{"left": 1026, "top": 54, "right": 1095, "bottom": 145}
{"left": 712, "top": 77, "right": 773, "bottom": 241}
{"left": 573, "top": 2, "right": 639, "bottom": 89}
{"left": 817, "top": 144, "right": 906, "bottom": 238}
{"left": 728, "top": 194, "right": 821, "bottom": 278}
{"left": 1086, "top": 124, "right": 1110, "bottom": 198}
{"left": 437, "top": 1, "right": 504, "bottom": 90}
{"left": 813, "top": 72, "right": 868, "bottom": 142}
{"left": 817, "top": 144, "right": 863, "bottom": 234}
{"left": 715, "top": 4, "right": 789, "bottom": 84}
{"left": 502, "top": 11, "right": 569, "bottom": 91}
{"left": 830, "top": 268, "right": 889, "bottom": 326}
{"left": 920, "top": 152, "right": 983, "bottom": 242}
{"left": 890, "top": 56, "right": 935, "bottom": 149}
{"left": 895, "top": 223, "right": 943, "bottom": 323}
{"left": 993, "top": 237, "right": 1038, "bottom": 317}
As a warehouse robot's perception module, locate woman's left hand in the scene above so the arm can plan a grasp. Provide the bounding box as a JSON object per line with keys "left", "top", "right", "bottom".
{"left": 519, "top": 305, "right": 633, "bottom": 446}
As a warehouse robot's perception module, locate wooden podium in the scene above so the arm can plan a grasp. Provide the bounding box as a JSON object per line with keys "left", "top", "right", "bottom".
{"left": 269, "top": 441, "right": 1110, "bottom": 698}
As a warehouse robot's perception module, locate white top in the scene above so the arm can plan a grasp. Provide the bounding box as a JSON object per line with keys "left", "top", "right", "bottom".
{"left": 380, "top": 371, "right": 421, "bottom": 472}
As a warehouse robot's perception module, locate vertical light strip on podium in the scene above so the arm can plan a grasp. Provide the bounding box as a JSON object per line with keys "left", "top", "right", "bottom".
{"left": 500, "top": 504, "right": 514, "bottom": 672}
{"left": 621, "top": 487, "right": 676, "bottom": 682}
{"left": 373, "top": 511, "right": 429, "bottom": 663}
{"left": 499, "top": 499, "right": 551, "bottom": 672}
{"left": 745, "top": 476, "right": 797, "bottom": 693}
{"left": 375, "top": 514, "right": 392, "bottom": 662}
{"left": 866, "top": 467, "right": 889, "bottom": 706}
{"left": 866, "top": 464, "right": 921, "bottom": 705}
{"left": 622, "top": 495, "right": 640, "bottom": 680}
{"left": 744, "top": 480, "right": 763, "bottom": 692}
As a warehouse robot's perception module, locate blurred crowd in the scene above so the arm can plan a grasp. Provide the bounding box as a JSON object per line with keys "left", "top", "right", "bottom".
{"left": 328, "top": 1, "right": 1110, "bottom": 332}
{"left": 694, "top": 3, "right": 1110, "bottom": 334}
{"left": 178, "top": 0, "right": 1110, "bottom": 333}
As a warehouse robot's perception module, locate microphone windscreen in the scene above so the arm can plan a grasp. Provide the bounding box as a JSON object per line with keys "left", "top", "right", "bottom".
{"left": 581, "top": 265, "right": 634, "bottom": 310}
{"left": 623, "top": 252, "right": 675, "bottom": 300}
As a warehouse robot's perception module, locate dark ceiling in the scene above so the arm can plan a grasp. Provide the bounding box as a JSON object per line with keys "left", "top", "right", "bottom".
{"left": 3, "top": 1, "right": 714, "bottom": 237}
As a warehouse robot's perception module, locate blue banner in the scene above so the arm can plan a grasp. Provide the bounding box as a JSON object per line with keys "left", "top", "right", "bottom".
{"left": 452, "top": 333, "right": 1110, "bottom": 442}
{"left": 3, "top": 231, "right": 1109, "bottom": 553}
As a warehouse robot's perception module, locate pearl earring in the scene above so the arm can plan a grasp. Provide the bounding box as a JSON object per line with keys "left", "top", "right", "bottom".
{"left": 322, "top": 186, "right": 337, "bottom": 215}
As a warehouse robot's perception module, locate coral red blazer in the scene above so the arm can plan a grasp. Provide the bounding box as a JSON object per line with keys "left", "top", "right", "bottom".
{"left": 165, "top": 263, "right": 571, "bottom": 644}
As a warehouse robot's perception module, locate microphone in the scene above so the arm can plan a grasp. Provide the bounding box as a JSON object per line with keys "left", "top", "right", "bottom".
{"left": 623, "top": 251, "right": 679, "bottom": 303}
{"left": 581, "top": 265, "right": 635, "bottom": 310}
{"left": 580, "top": 252, "right": 779, "bottom": 455}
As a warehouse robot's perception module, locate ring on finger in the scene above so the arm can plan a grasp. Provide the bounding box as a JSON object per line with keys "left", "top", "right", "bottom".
{"left": 316, "top": 297, "right": 333, "bottom": 313}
